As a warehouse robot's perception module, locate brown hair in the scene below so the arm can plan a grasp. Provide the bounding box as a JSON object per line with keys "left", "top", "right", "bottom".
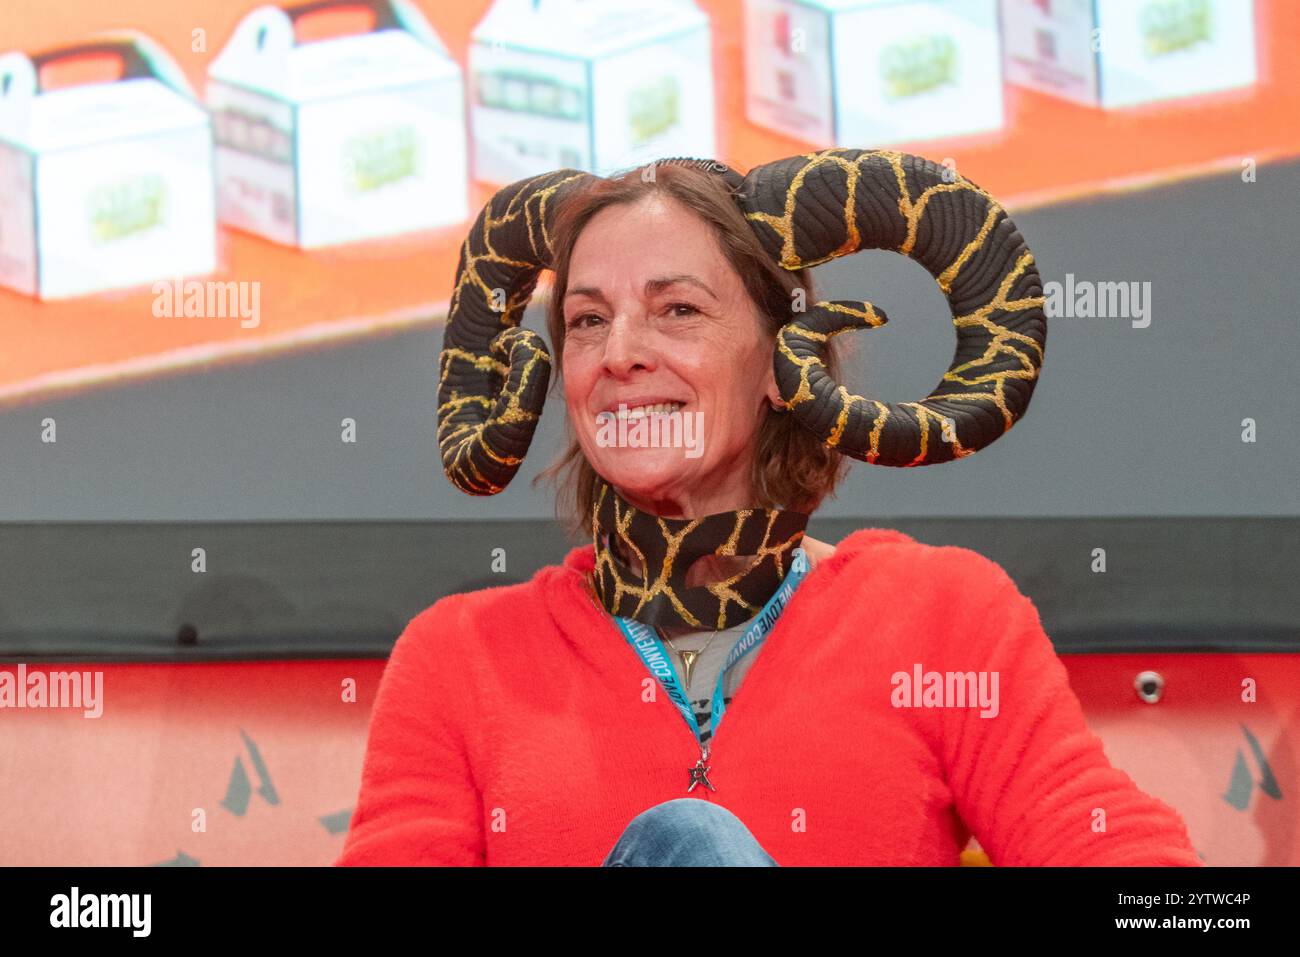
{"left": 533, "top": 162, "right": 850, "bottom": 539}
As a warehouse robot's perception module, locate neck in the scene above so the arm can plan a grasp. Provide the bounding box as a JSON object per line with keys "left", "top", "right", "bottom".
{"left": 615, "top": 476, "right": 760, "bottom": 519}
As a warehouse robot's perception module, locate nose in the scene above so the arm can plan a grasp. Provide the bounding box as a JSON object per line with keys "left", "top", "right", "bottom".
{"left": 601, "top": 313, "right": 656, "bottom": 378}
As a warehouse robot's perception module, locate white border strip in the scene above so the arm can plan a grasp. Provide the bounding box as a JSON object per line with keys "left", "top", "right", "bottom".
{"left": 0, "top": 300, "right": 449, "bottom": 408}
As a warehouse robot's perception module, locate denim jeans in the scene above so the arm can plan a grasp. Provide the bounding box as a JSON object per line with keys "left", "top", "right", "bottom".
{"left": 601, "top": 798, "right": 781, "bottom": 866}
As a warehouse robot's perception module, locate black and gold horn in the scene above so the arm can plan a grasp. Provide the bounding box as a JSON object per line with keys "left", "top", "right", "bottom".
{"left": 740, "top": 148, "right": 1046, "bottom": 466}
{"left": 438, "top": 148, "right": 1046, "bottom": 494}
{"left": 437, "top": 169, "right": 595, "bottom": 495}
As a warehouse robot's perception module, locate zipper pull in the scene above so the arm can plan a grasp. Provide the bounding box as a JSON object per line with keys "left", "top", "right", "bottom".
{"left": 687, "top": 743, "right": 716, "bottom": 793}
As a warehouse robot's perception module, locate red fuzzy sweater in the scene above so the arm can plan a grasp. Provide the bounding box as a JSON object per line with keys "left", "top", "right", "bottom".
{"left": 336, "top": 528, "right": 1202, "bottom": 866}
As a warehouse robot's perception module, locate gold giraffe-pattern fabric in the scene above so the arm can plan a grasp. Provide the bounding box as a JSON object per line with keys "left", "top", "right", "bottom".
{"left": 738, "top": 149, "right": 1045, "bottom": 465}
{"left": 588, "top": 477, "right": 811, "bottom": 630}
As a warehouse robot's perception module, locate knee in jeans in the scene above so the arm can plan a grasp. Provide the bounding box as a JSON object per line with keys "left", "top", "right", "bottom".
{"left": 626, "top": 798, "right": 745, "bottom": 840}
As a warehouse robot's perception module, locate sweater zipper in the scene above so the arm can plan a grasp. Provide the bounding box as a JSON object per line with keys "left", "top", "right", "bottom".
{"left": 580, "top": 549, "right": 830, "bottom": 804}
{"left": 692, "top": 734, "right": 715, "bottom": 800}
{"left": 693, "top": 700, "right": 726, "bottom": 799}
{"left": 580, "top": 572, "right": 726, "bottom": 798}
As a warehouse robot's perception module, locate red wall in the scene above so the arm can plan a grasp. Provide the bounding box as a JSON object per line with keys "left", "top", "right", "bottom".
{"left": 1, "top": 654, "right": 1294, "bottom": 866}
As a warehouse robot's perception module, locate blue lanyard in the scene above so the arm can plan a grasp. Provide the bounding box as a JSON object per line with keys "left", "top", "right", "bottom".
{"left": 612, "top": 547, "right": 810, "bottom": 757}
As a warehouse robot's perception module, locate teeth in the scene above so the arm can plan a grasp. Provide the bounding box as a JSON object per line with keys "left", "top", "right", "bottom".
{"left": 612, "top": 402, "right": 683, "bottom": 420}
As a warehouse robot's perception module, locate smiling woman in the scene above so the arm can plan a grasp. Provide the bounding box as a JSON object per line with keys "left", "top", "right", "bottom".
{"left": 537, "top": 161, "right": 848, "bottom": 532}
{"left": 337, "top": 150, "right": 1202, "bottom": 868}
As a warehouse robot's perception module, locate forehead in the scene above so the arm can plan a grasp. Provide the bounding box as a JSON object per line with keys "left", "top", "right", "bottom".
{"left": 568, "top": 194, "right": 732, "bottom": 285}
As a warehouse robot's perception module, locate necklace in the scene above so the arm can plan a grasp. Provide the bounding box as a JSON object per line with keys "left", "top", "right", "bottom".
{"left": 586, "top": 546, "right": 811, "bottom": 793}
{"left": 655, "top": 626, "right": 721, "bottom": 692}
{"left": 582, "top": 571, "right": 720, "bottom": 690}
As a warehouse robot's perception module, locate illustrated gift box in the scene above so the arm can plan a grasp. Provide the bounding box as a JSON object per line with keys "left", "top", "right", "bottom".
{"left": 207, "top": 0, "right": 468, "bottom": 248}
{"left": 0, "top": 33, "right": 216, "bottom": 300}
{"left": 743, "top": 0, "right": 1004, "bottom": 147}
{"left": 469, "top": 0, "right": 717, "bottom": 182}
{"left": 1000, "top": 0, "right": 1258, "bottom": 109}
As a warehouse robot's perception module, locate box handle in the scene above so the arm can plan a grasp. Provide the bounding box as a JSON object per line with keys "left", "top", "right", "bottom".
{"left": 282, "top": 0, "right": 400, "bottom": 32}
{"left": 222, "top": 0, "right": 449, "bottom": 67}
{"left": 32, "top": 40, "right": 154, "bottom": 91}
{"left": 25, "top": 32, "right": 198, "bottom": 100}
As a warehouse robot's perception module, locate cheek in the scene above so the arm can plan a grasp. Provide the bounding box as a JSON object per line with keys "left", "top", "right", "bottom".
{"left": 708, "top": 342, "right": 771, "bottom": 408}
{"left": 746, "top": 339, "right": 775, "bottom": 391}
{"left": 562, "top": 351, "right": 606, "bottom": 440}
{"left": 561, "top": 349, "right": 594, "bottom": 405}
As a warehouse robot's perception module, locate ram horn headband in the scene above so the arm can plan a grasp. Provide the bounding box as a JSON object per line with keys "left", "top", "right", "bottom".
{"left": 437, "top": 148, "right": 1047, "bottom": 496}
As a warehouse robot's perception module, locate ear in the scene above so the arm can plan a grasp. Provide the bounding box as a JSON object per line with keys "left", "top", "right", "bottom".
{"left": 763, "top": 358, "right": 785, "bottom": 410}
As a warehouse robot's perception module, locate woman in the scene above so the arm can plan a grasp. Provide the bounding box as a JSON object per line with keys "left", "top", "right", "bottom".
{"left": 336, "top": 149, "right": 1201, "bottom": 867}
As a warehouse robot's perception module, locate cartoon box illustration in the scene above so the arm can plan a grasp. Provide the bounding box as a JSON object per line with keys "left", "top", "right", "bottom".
{"left": 469, "top": 0, "right": 717, "bottom": 182}
{"left": 0, "top": 33, "right": 216, "bottom": 300}
{"left": 743, "top": 0, "right": 1004, "bottom": 147}
{"left": 208, "top": 0, "right": 468, "bottom": 248}
{"left": 1000, "top": 0, "right": 1258, "bottom": 109}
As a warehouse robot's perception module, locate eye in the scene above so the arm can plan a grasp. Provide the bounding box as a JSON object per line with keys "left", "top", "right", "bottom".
{"left": 666, "top": 301, "right": 700, "bottom": 317}
{"left": 567, "top": 312, "right": 603, "bottom": 330}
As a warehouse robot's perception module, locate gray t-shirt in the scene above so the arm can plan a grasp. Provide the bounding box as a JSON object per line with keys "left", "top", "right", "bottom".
{"left": 660, "top": 619, "right": 762, "bottom": 747}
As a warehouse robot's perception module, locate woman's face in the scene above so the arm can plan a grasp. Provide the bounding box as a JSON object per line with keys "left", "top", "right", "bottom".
{"left": 561, "top": 193, "right": 781, "bottom": 517}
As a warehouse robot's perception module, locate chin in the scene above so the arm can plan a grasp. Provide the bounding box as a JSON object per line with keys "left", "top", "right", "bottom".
{"left": 588, "top": 450, "right": 699, "bottom": 507}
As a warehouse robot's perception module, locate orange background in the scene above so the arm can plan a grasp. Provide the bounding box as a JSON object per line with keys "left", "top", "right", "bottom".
{"left": 2, "top": 0, "right": 1296, "bottom": 406}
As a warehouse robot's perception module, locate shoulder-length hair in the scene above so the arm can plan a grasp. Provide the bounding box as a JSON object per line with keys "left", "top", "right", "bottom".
{"left": 534, "top": 162, "right": 850, "bottom": 539}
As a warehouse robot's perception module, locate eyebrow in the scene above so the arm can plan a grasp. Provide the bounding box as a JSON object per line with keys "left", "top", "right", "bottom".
{"left": 565, "top": 273, "right": 718, "bottom": 306}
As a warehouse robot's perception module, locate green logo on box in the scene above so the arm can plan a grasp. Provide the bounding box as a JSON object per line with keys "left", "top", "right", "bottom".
{"left": 627, "top": 76, "right": 680, "bottom": 146}
{"left": 87, "top": 176, "right": 168, "bottom": 244}
{"left": 880, "top": 35, "right": 958, "bottom": 100}
{"left": 1141, "top": 0, "right": 1213, "bottom": 57}
{"left": 343, "top": 128, "right": 420, "bottom": 193}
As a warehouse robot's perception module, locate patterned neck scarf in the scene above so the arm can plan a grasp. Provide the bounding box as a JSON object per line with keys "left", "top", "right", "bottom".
{"left": 588, "top": 476, "right": 811, "bottom": 630}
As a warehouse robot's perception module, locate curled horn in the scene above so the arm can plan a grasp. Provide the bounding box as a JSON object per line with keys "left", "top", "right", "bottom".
{"left": 438, "top": 169, "right": 596, "bottom": 494}
{"left": 739, "top": 149, "right": 1047, "bottom": 465}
